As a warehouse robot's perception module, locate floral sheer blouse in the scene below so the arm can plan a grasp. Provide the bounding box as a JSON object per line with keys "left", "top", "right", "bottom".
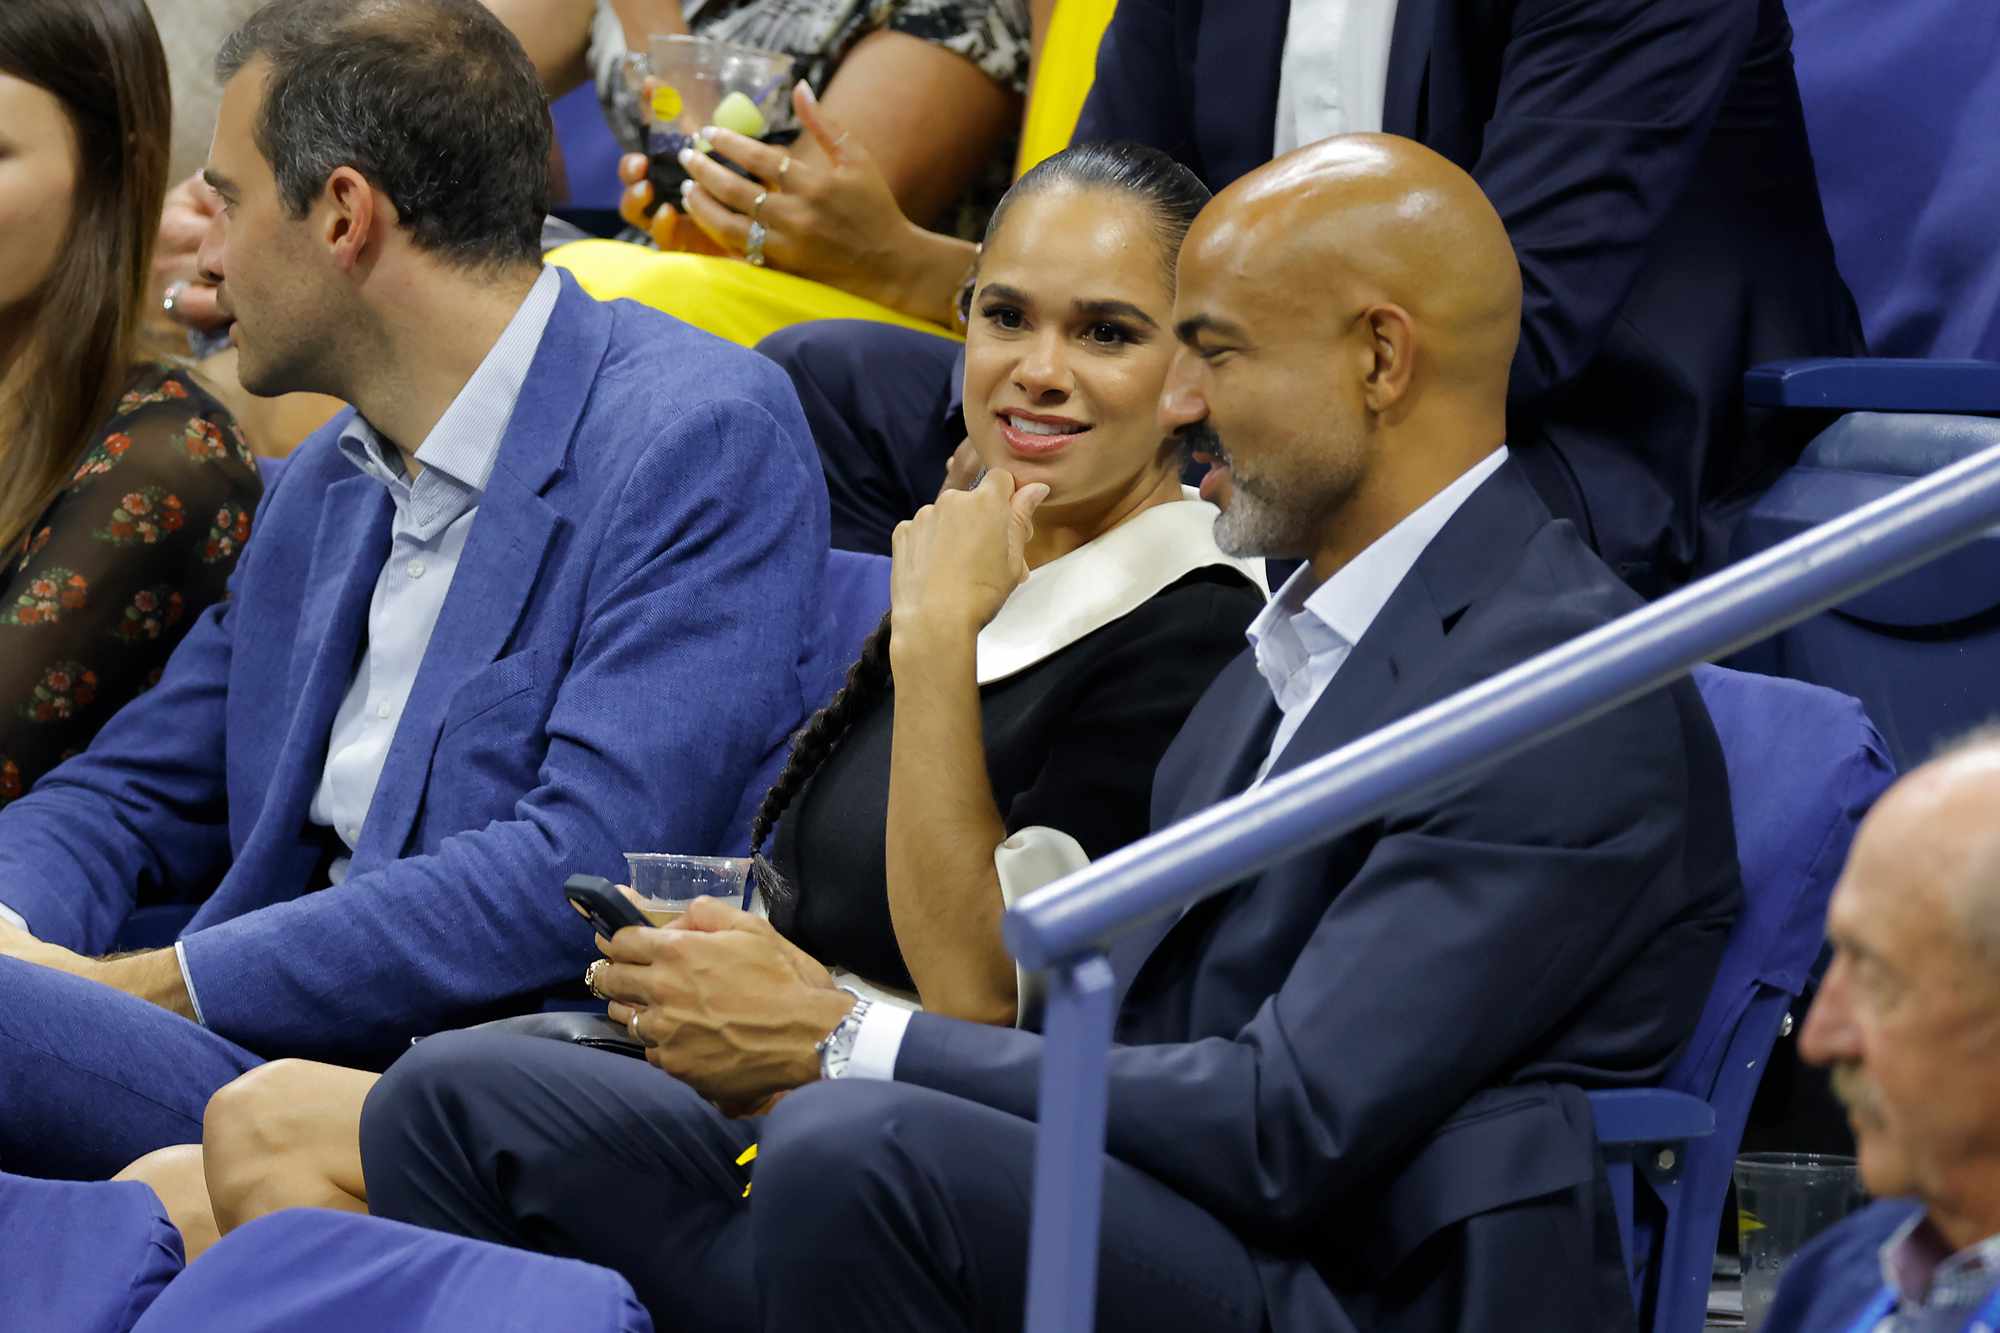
{"left": 0, "top": 364, "right": 262, "bottom": 805}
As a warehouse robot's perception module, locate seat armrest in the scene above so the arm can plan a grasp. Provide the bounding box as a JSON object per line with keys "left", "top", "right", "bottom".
{"left": 1744, "top": 358, "right": 2000, "bottom": 411}
{"left": 1588, "top": 1088, "right": 1717, "bottom": 1145}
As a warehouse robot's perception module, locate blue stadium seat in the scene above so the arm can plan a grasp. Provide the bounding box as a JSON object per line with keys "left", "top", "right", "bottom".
{"left": 1593, "top": 666, "right": 1892, "bottom": 1333}
{"left": 0, "top": 1171, "right": 183, "bottom": 1333}
{"left": 1788, "top": 0, "right": 2000, "bottom": 362}
{"left": 1729, "top": 5, "right": 2000, "bottom": 766}
{"left": 128, "top": 1209, "right": 651, "bottom": 1333}
{"left": 820, "top": 548, "right": 891, "bottom": 684}
{"left": 1732, "top": 413, "right": 2000, "bottom": 766}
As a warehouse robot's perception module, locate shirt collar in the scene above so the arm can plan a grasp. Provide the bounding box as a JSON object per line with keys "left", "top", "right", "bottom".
{"left": 1882, "top": 1209, "right": 2000, "bottom": 1309}
{"left": 974, "top": 488, "right": 1268, "bottom": 685}
{"left": 1246, "top": 446, "right": 1509, "bottom": 703}
{"left": 337, "top": 265, "right": 562, "bottom": 538}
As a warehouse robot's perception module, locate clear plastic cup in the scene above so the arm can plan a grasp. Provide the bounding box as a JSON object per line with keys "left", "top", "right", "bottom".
{"left": 623, "top": 852, "right": 752, "bottom": 924}
{"left": 625, "top": 34, "right": 795, "bottom": 197}
{"left": 1734, "top": 1152, "right": 1866, "bottom": 1329}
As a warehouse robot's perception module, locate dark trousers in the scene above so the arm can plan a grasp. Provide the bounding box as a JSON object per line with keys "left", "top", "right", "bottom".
{"left": 756, "top": 321, "right": 964, "bottom": 556}
{"left": 360, "top": 1031, "right": 1275, "bottom": 1333}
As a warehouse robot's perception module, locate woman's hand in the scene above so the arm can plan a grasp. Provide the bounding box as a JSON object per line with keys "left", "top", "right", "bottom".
{"left": 155, "top": 172, "right": 228, "bottom": 333}
{"left": 670, "top": 81, "right": 928, "bottom": 310}
{"left": 890, "top": 469, "right": 1049, "bottom": 650}
{"left": 616, "top": 151, "right": 734, "bottom": 255}
{"left": 939, "top": 438, "right": 983, "bottom": 496}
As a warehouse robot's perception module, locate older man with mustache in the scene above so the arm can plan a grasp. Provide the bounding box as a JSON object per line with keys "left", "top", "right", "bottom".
{"left": 1760, "top": 728, "right": 2000, "bottom": 1330}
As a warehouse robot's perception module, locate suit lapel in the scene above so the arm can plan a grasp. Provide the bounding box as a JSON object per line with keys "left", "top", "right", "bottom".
{"left": 1195, "top": 0, "right": 1285, "bottom": 187}
{"left": 1160, "top": 655, "right": 1283, "bottom": 823}
{"left": 1382, "top": 0, "right": 1440, "bottom": 138}
{"left": 357, "top": 274, "right": 611, "bottom": 861}
{"left": 267, "top": 473, "right": 392, "bottom": 832}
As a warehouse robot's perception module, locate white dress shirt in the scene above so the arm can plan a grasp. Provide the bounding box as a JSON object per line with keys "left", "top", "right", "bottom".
{"left": 844, "top": 447, "right": 1509, "bottom": 1080}
{"left": 1271, "top": 0, "right": 1402, "bottom": 155}
{"left": 172, "top": 266, "right": 561, "bottom": 1024}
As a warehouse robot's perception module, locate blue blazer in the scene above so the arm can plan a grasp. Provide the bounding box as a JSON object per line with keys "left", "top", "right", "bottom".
{"left": 0, "top": 272, "right": 835, "bottom": 1064}
{"left": 889, "top": 464, "right": 1742, "bottom": 1332}
{"left": 1076, "top": 0, "right": 1864, "bottom": 594}
{"left": 1760, "top": 1198, "right": 1926, "bottom": 1331}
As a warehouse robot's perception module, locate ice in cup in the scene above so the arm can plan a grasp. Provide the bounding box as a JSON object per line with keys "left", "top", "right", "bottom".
{"left": 626, "top": 34, "right": 795, "bottom": 197}
{"left": 623, "top": 852, "right": 753, "bottom": 924}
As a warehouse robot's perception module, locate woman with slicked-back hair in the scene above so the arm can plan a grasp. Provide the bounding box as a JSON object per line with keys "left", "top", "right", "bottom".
{"left": 117, "top": 144, "right": 1267, "bottom": 1289}
{"left": 0, "top": 0, "right": 261, "bottom": 808}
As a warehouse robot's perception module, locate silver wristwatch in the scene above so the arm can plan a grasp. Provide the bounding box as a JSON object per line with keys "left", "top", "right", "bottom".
{"left": 816, "top": 986, "right": 872, "bottom": 1081}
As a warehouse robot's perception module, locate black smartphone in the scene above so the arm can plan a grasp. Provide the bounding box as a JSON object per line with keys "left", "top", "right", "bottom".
{"left": 565, "top": 873, "right": 652, "bottom": 937}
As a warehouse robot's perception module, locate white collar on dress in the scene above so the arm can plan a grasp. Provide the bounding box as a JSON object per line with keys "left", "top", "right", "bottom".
{"left": 975, "top": 488, "right": 1269, "bottom": 686}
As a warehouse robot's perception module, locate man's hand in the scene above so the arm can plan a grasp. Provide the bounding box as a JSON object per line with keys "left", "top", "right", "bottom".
{"left": 0, "top": 921, "right": 196, "bottom": 1018}
{"left": 598, "top": 897, "right": 853, "bottom": 1109}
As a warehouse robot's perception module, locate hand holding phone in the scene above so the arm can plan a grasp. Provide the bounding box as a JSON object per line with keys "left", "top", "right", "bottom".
{"left": 565, "top": 874, "right": 653, "bottom": 938}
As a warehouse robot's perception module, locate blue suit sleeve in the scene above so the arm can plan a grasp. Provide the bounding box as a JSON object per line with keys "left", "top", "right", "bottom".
{"left": 175, "top": 397, "right": 827, "bottom": 1060}
{"left": 1478, "top": 0, "right": 1761, "bottom": 402}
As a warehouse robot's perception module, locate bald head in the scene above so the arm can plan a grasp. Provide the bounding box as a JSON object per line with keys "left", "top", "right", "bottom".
{"left": 1861, "top": 730, "right": 2000, "bottom": 968}
{"left": 1187, "top": 134, "right": 1522, "bottom": 408}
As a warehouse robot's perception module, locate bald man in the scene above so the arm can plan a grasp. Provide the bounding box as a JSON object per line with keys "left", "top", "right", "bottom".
{"left": 1757, "top": 731, "right": 2000, "bottom": 1331}
{"left": 360, "top": 136, "right": 1742, "bottom": 1333}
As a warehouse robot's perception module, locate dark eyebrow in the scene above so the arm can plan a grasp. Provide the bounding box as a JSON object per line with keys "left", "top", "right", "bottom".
{"left": 1074, "top": 299, "right": 1159, "bottom": 330}
{"left": 1175, "top": 313, "right": 1249, "bottom": 345}
{"left": 979, "top": 282, "right": 1031, "bottom": 306}
{"left": 201, "top": 168, "right": 238, "bottom": 199}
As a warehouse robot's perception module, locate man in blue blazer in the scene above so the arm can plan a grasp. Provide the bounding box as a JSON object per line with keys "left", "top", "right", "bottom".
{"left": 361, "top": 138, "right": 1741, "bottom": 1332}
{"left": 0, "top": 0, "right": 833, "bottom": 1178}
{"left": 1758, "top": 732, "right": 2000, "bottom": 1331}
{"left": 776, "top": 0, "right": 1862, "bottom": 596}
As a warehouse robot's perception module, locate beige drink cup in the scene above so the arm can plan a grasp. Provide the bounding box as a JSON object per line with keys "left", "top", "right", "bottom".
{"left": 623, "top": 852, "right": 753, "bottom": 924}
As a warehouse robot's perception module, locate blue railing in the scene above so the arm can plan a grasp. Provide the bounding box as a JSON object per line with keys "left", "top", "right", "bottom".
{"left": 1004, "top": 436, "right": 2000, "bottom": 1332}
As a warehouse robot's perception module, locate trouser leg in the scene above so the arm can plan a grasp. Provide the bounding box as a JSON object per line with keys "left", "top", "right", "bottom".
{"left": 756, "top": 320, "right": 963, "bottom": 556}
{"left": 359, "top": 1030, "right": 763, "bottom": 1332}
{"left": 751, "top": 1078, "right": 1274, "bottom": 1333}
{"left": 0, "top": 955, "right": 262, "bottom": 1179}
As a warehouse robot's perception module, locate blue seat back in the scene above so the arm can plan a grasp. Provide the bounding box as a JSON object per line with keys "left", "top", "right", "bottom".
{"left": 129, "top": 1209, "right": 651, "bottom": 1333}
{"left": 551, "top": 81, "right": 625, "bottom": 211}
{"left": 0, "top": 1171, "right": 183, "bottom": 1333}
{"left": 1612, "top": 667, "right": 1892, "bottom": 1331}
{"left": 1733, "top": 413, "right": 2000, "bottom": 768}
{"left": 1788, "top": 0, "right": 2000, "bottom": 361}
{"left": 818, "top": 549, "right": 891, "bottom": 706}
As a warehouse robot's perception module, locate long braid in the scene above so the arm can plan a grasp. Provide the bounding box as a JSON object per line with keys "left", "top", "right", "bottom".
{"left": 749, "top": 610, "right": 895, "bottom": 934}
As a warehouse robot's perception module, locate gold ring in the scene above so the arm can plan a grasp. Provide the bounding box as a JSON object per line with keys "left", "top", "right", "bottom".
{"left": 776, "top": 156, "right": 792, "bottom": 185}
{"left": 628, "top": 1008, "right": 644, "bottom": 1043}
{"left": 750, "top": 190, "right": 768, "bottom": 224}
{"left": 584, "top": 958, "right": 608, "bottom": 1000}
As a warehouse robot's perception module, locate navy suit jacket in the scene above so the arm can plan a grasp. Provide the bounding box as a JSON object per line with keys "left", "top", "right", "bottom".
{"left": 1076, "top": 0, "right": 1865, "bottom": 594}
{"left": 892, "top": 462, "right": 1742, "bottom": 1332}
{"left": 0, "top": 272, "right": 835, "bottom": 1065}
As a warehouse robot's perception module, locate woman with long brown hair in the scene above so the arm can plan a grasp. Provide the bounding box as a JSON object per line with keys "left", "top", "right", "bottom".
{"left": 0, "top": 0, "right": 261, "bottom": 807}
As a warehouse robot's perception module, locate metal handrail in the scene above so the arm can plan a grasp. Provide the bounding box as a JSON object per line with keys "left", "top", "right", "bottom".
{"left": 1009, "top": 434, "right": 2000, "bottom": 1332}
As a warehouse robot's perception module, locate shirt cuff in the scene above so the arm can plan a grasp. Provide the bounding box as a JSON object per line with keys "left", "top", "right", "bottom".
{"left": 844, "top": 998, "right": 915, "bottom": 1080}
{"left": 0, "top": 901, "right": 27, "bottom": 933}
{"left": 173, "top": 939, "right": 210, "bottom": 1027}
